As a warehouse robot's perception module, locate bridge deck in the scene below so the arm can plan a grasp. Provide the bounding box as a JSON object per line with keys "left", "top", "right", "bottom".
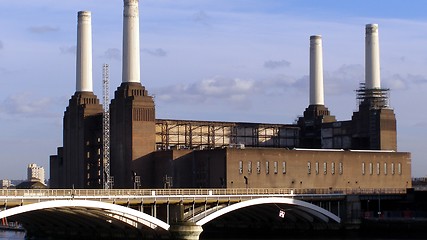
{"left": 0, "top": 188, "right": 406, "bottom": 207}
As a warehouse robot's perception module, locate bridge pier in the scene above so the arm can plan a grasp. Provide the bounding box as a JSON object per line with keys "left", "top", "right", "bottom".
{"left": 169, "top": 222, "right": 203, "bottom": 240}
{"left": 345, "top": 195, "right": 362, "bottom": 229}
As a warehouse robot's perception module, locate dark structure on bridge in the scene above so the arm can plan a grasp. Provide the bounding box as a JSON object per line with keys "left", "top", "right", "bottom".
{"left": 50, "top": 1, "right": 411, "bottom": 191}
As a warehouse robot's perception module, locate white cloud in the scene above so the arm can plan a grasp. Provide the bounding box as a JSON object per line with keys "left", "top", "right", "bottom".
{"left": 259, "top": 74, "right": 307, "bottom": 96}
{"left": 153, "top": 64, "right": 365, "bottom": 109}
{"left": 192, "top": 10, "right": 211, "bottom": 26}
{"left": 324, "top": 64, "right": 364, "bottom": 95}
{"left": 154, "top": 76, "right": 256, "bottom": 106}
{"left": 384, "top": 74, "right": 408, "bottom": 90}
{"left": 142, "top": 48, "right": 167, "bottom": 57}
{"left": 382, "top": 73, "right": 427, "bottom": 90}
{"left": 193, "top": 77, "right": 253, "bottom": 95}
{"left": 28, "top": 26, "right": 60, "bottom": 33}
{"left": 264, "top": 60, "right": 291, "bottom": 69}
{"left": 101, "top": 48, "right": 121, "bottom": 61}
{"left": 407, "top": 74, "right": 427, "bottom": 84}
{"left": 0, "top": 93, "right": 56, "bottom": 118}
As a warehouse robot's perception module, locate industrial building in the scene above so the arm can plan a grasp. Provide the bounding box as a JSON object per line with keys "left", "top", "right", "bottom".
{"left": 50, "top": 0, "right": 411, "bottom": 190}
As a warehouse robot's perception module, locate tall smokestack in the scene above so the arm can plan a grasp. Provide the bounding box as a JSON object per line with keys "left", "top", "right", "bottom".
{"left": 76, "top": 11, "right": 93, "bottom": 92}
{"left": 122, "top": 0, "right": 141, "bottom": 83}
{"left": 365, "top": 23, "right": 381, "bottom": 89}
{"left": 309, "top": 35, "right": 324, "bottom": 106}
{"left": 298, "top": 35, "right": 336, "bottom": 148}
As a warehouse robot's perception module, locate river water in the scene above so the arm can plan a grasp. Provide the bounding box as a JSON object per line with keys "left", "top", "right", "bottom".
{"left": 0, "top": 230, "right": 24, "bottom": 240}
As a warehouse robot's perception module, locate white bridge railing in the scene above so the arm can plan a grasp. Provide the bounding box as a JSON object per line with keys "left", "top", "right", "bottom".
{"left": 0, "top": 187, "right": 407, "bottom": 199}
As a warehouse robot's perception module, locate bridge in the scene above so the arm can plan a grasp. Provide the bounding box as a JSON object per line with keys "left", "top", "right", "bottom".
{"left": 0, "top": 188, "right": 406, "bottom": 239}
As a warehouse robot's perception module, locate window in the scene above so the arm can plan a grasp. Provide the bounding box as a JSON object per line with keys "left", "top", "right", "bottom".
{"left": 239, "top": 161, "right": 243, "bottom": 174}
{"left": 315, "top": 162, "right": 319, "bottom": 175}
{"left": 331, "top": 162, "right": 335, "bottom": 175}
{"left": 282, "top": 162, "right": 287, "bottom": 174}
{"left": 339, "top": 162, "right": 343, "bottom": 175}
{"left": 376, "top": 162, "right": 380, "bottom": 175}
{"left": 274, "top": 161, "right": 278, "bottom": 174}
{"left": 384, "top": 163, "right": 387, "bottom": 175}
{"left": 391, "top": 163, "right": 395, "bottom": 175}
{"left": 369, "top": 162, "right": 373, "bottom": 175}
{"left": 86, "top": 152, "right": 90, "bottom": 159}
{"left": 257, "top": 161, "right": 261, "bottom": 174}
{"left": 307, "top": 162, "right": 311, "bottom": 174}
{"left": 248, "top": 161, "right": 252, "bottom": 174}
{"left": 323, "top": 162, "right": 327, "bottom": 175}
{"left": 97, "top": 148, "right": 101, "bottom": 155}
{"left": 266, "top": 161, "right": 269, "bottom": 174}
{"left": 362, "top": 162, "right": 366, "bottom": 175}
{"left": 398, "top": 163, "right": 402, "bottom": 175}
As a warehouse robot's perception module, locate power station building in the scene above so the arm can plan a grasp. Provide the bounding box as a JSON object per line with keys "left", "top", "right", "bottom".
{"left": 50, "top": 0, "right": 411, "bottom": 190}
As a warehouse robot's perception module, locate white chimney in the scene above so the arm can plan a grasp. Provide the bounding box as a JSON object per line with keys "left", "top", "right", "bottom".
{"left": 76, "top": 11, "right": 93, "bottom": 92}
{"left": 309, "top": 35, "right": 324, "bottom": 106}
{"left": 365, "top": 23, "right": 381, "bottom": 89}
{"left": 122, "top": 0, "right": 141, "bottom": 83}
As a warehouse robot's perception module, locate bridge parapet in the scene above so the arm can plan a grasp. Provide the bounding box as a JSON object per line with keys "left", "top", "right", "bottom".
{"left": 0, "top": 188, "right": 407, "bottom": 208}
{"left": 0, "top": 187, "right": 407, "bottom": 199}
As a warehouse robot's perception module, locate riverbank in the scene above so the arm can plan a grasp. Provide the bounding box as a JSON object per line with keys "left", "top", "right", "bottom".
{"left": 0, "top": 224, "right": 25, "bottom": 232}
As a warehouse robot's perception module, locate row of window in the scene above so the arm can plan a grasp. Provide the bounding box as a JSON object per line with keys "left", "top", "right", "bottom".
{"left": 238, "top": 161, "right": 403, "bottom": 176}
{"left": 238, "top": 161, "right": 345, "bottom": 175}
{"left": 307, "top": 162, "right": 343, "bottom": 175}
{"left": 86, "top": 148, "right": 102, "bottom": 159}
{"left": 86, "top": 170, "right": 101, "bottom": 179}
{"left": 362, "top": 162, "right": 402, "bottom": 175}
{"left": 86, "top": 160, "right": 102, "bottom": 170}
{"left": 86, "top": 179, "right": 102, "bottom": 186}
{"left": 239, "top": 161, "right": 287, "bottom": 175}
{"left": 86, "top": 138, "right": 102, "bottom": 146}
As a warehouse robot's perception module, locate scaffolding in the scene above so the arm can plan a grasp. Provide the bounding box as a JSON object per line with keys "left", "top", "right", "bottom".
{"left": 356, "top": 82, "right": 390, "bottom": 109}
{"left": 155, "top": 119, "right": 299, "bottom": 150}
{"left": 102, "top": 64, "right": 112, "bottom": 189}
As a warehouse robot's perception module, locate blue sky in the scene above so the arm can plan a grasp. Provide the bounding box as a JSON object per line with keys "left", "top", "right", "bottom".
{"left": 1, "top": 0, "right": 427, "bottom": 179}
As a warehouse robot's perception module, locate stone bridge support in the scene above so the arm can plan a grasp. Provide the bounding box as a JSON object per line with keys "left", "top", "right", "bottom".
{"left": 169, "top": 222, "right": 203, "bottom": 240}
{"left": 167, "top": 202, "right": 204, "bottom": 240}
{"left": 345, "top": 195, "right": 362, "bottom": 229}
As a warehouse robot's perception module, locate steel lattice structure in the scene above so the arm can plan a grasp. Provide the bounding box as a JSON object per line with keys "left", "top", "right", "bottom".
{"left": 102, "top": 64, "right": 111, "bottom": 189}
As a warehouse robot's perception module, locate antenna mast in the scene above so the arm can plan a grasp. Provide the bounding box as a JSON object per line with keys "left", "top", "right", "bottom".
{"left": 102, "top": 64, "right": 112, "bottom": 189}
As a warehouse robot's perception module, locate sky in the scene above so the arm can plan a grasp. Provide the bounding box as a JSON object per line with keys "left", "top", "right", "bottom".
{"left": 1, "top": 0, "right": 427, "bottom": 180}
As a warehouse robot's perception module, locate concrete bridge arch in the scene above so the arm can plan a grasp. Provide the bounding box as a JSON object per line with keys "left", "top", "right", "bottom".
{"left": 193, "top": 197, "right": 341, "bottom": 226}
{"left": 0, "top": 199, "right": 170, "bottom": 239}
{"left": 0, "top": 197, "right": 341, "bottom": 239}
